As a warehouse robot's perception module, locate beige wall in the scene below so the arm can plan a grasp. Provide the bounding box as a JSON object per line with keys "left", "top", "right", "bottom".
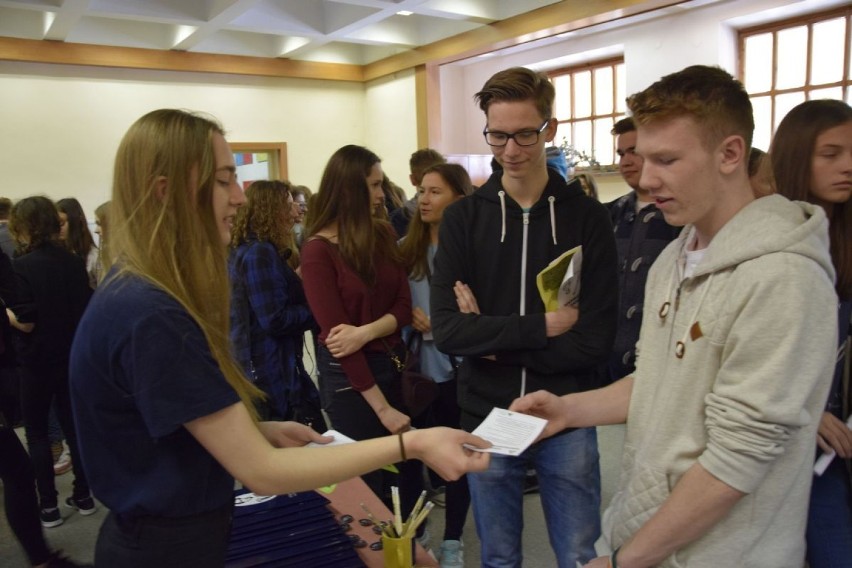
{"left": 364, "top": 69, "right": 419, "bottom": 196}
{"left": 0, "top": 61, "right": 387, "bottom": 218}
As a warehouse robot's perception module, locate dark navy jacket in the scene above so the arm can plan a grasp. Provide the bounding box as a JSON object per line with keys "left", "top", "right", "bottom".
{"left": 605, "top": 192, "right": 680, "bottom": 380}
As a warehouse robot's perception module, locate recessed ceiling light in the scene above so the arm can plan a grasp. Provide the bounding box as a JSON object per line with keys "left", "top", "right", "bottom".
{"left": 397, "top": 10, "right": 413, "bottom": 16}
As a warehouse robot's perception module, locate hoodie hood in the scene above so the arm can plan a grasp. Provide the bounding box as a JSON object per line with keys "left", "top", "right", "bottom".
{"left": 690, "top": 194, "right": 834, "bottom": 282}
{"left": 654, "top": 194, "right": 835, "bottom": 359}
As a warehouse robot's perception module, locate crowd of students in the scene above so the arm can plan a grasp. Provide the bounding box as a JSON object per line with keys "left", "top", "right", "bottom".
{"left": 0, "top": 63, "right": 849, "bottom": 568}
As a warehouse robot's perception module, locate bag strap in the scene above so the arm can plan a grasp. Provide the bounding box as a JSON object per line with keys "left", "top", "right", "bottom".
{"left": 380, "top": 338, "right": 406, "bottom": 372}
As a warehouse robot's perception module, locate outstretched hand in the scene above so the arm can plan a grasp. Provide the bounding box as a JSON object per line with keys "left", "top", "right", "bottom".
{"left": 408, "top": 427, "right": 491, "bottom": 481}
{"left": 258, "top": 421, "right": 334, "bottom": 448}
{"left": 509, "top": 390, "right": 569, "bottom": 440}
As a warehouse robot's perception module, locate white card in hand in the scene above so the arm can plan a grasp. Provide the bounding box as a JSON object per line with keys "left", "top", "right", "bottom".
{"left": 465, "top": 408, "right": 547, "bottom": 456}
{"left": 306, "top": 429, "right": 355, "bottom": 447}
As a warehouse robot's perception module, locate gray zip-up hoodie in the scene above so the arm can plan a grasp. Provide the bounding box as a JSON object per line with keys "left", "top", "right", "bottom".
{"left": 601, "top": 194, "right": 837, "bottom": 567}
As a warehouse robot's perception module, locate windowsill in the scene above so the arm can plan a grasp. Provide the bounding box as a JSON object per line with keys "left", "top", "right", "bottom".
{"left": 571, "top": 165, "right": 621, "bottom": 177}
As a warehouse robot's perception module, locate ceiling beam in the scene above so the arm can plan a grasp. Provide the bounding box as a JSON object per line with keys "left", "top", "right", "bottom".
{"left": 43, "top": 0, "right": 90, "bottom": 41}
{"left": 171, "top": 0, "right": 263, "bottom": 51}
{"left": 0, "top": 37, "right": 364, "bottom": 82}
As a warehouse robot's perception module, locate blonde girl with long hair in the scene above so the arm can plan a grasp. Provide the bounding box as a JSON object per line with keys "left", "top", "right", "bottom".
{"left": 68, "top": 110, "right": 489, "bottom": 567}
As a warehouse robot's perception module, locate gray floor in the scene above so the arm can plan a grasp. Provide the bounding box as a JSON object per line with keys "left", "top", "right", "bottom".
{"left": 0, "top": 425, "right": 625, "bottom": 567}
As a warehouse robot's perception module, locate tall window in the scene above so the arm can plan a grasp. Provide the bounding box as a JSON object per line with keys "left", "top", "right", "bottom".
{"left": 549, "top": 58, "right": 625, "bottom": 167}
{"left": 739, "top": 6, "right": 851, "bottom": 151}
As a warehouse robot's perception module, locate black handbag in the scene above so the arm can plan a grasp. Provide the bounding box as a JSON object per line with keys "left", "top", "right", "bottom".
{"left": 385, "top": 334, "right": 439, "bottom": 418}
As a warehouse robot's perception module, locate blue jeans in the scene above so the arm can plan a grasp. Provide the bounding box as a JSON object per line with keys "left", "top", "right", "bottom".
{"left": 468, "top": 427, "right": 601, "bottom": 568}
{"left": 806, "top": 457, "right": 852, "bottom": 568}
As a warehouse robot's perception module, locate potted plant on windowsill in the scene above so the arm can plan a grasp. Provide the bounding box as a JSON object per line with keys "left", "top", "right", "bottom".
{"left": 558, "top": 138, "right": 599, "bottom": 169}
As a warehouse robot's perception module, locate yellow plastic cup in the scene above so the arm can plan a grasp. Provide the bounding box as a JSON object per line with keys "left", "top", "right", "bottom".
{"left": 382, "top": 534, "right": 414, "bottom": 568}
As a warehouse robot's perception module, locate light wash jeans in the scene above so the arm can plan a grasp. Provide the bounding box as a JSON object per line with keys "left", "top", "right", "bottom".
{"left": 468, "top": 427, "right": 601, "bottom": 568}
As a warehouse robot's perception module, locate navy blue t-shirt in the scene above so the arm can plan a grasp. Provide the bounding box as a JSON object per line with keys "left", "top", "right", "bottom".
{"left": 69, "top": 273, "right": 240, "bottom": 517}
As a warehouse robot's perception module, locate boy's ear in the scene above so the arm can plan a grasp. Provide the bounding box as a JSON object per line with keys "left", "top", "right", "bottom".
{"left": 545, "top": 118, "right": 558, "bottom": 143}
{"left": 718, "top": 135, "right": 746, "bottom": 175}
{"left": 153, "top": 176, "right": 168, "bottom": 202}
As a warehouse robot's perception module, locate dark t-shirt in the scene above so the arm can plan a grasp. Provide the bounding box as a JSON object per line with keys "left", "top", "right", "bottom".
{"left": 69, "top": 272, "right": 240, "bottom": 517}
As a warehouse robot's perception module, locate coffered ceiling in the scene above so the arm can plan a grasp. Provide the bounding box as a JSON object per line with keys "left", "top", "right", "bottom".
{"left": 0, "top": 0, "right": 562, "bottom": 65}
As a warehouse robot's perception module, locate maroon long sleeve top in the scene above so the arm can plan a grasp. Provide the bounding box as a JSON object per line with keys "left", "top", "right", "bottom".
{"left": 301, "top": 238, "right": 412, "bottom": 391}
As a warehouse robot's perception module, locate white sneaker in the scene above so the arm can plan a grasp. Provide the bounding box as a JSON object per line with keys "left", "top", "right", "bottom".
{"left": 439, "top": 540, "right": 464, "bottom": 568}
{"left": 53, "top": 450, "right": 72, "bottom": 475}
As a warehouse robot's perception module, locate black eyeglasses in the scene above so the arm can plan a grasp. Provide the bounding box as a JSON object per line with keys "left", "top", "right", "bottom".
{"left": 483, "top": 120, "right": 550, "bottom": 147}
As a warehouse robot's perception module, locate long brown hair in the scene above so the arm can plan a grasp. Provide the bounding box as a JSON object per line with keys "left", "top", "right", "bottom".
{"left": 231, "top": 180, "right": 299, "bottom": 269}
{"left": 57, "top": 197, "right": 96, "bottom": 259}
{"left": 110, "top": 109, "right": 263, "bottom": 417}
{"left": 306, "top": 145, "right": 402, "bottom": 284}
{"left": 399, "top": 163, "right": 472, "bottom": 281}
{"left": 771, "top": 99, "right": 852, "bottom": 299}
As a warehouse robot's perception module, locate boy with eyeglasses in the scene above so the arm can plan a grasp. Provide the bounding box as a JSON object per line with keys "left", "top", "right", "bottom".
{"left": 430, "top": 66, "right": 618, "bottom": 567}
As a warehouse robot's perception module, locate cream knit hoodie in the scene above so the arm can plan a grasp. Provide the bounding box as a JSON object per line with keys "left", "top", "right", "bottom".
{"left": 601, "top": 195, "right": 837, "bottom": 567}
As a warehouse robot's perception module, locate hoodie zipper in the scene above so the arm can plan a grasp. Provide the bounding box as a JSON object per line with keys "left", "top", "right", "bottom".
{"left": 520, "top": 211, "right": 529, "bottom": 396}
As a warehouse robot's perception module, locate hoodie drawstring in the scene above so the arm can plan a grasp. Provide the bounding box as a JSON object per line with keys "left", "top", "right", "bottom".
{"left": 658, "top": 268, "right": 678, "bottom": 319}
{"left": 674, "top": 274, "right": 712, "bottom": 359}
{"left": 548, "top": 196, "right": 557, "bottom": 245}
{"left": 498, "top": 191, "right": 507, "bottom": 243}
{"left": 496, "top": 192, "right": 557, "bottom": 245}
{"left": 659, "top": 256, "right": 713, "bottom": 359}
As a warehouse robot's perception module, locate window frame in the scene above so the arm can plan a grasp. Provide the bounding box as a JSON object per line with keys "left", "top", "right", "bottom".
{"left": 738, "top": 5, "right": 851, "bottom": 140}
{"left": 547, "top": 56, "right": 625, "bottom": 169}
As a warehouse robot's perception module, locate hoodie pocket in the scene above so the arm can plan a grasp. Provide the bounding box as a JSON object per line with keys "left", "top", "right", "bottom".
{"left": 608, "top": 443, "right": 674, "bottom": 552}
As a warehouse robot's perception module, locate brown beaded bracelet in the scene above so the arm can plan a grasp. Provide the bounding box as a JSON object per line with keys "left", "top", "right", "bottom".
{"left": 398, "top": 432, "right": 407, "bottom": 462}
